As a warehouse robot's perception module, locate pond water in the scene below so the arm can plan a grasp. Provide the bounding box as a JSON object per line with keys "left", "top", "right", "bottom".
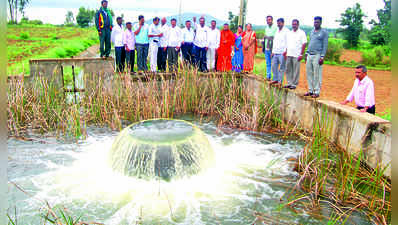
{"left": 7, "top": 117, "right": 372, "bottom": 224}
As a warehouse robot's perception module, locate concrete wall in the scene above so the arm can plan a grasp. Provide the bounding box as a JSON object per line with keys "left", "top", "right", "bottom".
{"left": 242, "top": 75, "right": 391, "bottom": 177}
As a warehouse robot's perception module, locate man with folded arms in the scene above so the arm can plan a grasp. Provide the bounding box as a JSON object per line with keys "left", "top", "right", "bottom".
{"left": 148, "top": 17, "right": 162, "bottom": 72}
{"left": 340, "top": 65, "right": 376, "bottom": 115}
{"left": 270, "top": 18, "right": 289, "bottom": 86}
{"left": 284, "top": 19, "right": 307, "bottom": 89}
{"left": 181, "top": 20, "right": 195, "bottom": 65}
{"left": 207, "top": 20, "right": 220, "bottom": 72}
{"left": 167, "top": 18, "right": 182, "bottom": 73}
{"left": 158, "top": 17, "right": 169, "bottom": 72}
{"left": 192, "top": 16, "right": 209, "bottom": 72}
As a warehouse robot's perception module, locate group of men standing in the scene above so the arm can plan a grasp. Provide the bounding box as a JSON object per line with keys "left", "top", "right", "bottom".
{"left": 95, "top": 0, "right": 237, "bottom": 74}
{"left": 263, "top": 15, "right": 328, "bottom": 98}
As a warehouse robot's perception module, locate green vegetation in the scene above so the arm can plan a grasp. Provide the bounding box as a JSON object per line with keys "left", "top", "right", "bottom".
{"left": 284, "top": 107, "right": 391, "bottom": 224}
{"left": 336, "top": 3, "right": 366, "bottom": 48}
{"left": 7, "top": 24, "right": 99, "bottom": 75}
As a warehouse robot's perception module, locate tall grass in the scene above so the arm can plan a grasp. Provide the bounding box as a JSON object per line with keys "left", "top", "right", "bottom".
{"left": 284, "top": 105, "right": 391, "bottom": 224}
{"left": 7, "top": 69, "right": 390, "bottom": 223}
{"left": 8, "top": 69, "right": 282, "bottom": 139}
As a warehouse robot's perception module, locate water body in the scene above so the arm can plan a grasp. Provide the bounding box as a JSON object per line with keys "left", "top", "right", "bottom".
{"left": 7, "top": 117, "right": 372, "bottom": 224}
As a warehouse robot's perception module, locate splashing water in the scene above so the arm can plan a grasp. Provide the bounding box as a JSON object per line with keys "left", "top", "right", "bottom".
{"left": 109, "top": 119, "right": 215, "bottom": 181}
{"left": 7, "top": 119, "right": 373, "bottom": 224}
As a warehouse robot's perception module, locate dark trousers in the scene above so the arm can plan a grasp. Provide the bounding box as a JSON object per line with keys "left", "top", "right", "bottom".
{"left": 193, "top": 45, "right": 207, "bottom": 72}
{"left": 357, "top": 105, "right": 376, "bottom": 115}
{"left": 99, "top": 28, "right": 111, "bottom": 57}
{"left": 125, "top": 49, "right": 135, "bottom": 73}
{"left": 157, "top": 47, "right": 167, "bottom": 72}
{"left": 115, "top": 46, "right": 126, "bottom": 72}
{"left": 167, "top": 47, "right": 179, "bottom": 72}
{"left": 181, "top": 43, "right": 193, "bottom": 64}
{"left": 136, "top": 43, "right": 149, "bottom": 72}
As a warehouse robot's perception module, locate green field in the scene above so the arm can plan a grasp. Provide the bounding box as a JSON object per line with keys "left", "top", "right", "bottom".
{"left": 7, "top": 24, "right": 99, "bottom": 75}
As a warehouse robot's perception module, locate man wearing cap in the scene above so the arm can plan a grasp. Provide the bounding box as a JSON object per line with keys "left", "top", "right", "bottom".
{"left": 157, "top": 17, "right": 169, "bottom": 72}
{"left": 111, "top": 16, "right": 126, "bottom": 73}
{"left": 133, "top": 15, "right": 150, "bottom": 72}
{"left": 95, "top": 0, "right": 113, "bottom": 58}
{"left": 148, "top": 17, "right": 162, "bottom": 72}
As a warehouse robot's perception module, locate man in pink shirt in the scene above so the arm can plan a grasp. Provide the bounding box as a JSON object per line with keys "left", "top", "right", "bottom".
{"left": 341, "top": 65, "right": 375, "bottom": 114}
{"left": 123, "top": 22, "right": 136, "bottom": 74}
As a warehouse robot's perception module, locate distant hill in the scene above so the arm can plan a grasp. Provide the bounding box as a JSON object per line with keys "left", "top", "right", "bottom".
{"left": 144, "top": 12, "right": 227, "bottom": 27}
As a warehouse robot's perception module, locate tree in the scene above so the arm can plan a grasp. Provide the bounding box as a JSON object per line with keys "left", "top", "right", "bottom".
{"left": 64, "top": 11, "right": 75, "bottom": 26}
{"left": 336, "top": 3, "right": 366, "bottom": 48}
{"left": 368, "top": 0, "right": 391, "bottom": 45}
{"left": 7, "top": 0, "right": 30, "bottom": 23}
{"left": 76, "top": 7, "right": 95, "bottom": 28}
{"left": 228, "top": 11, "right": 239, "bottom": 33}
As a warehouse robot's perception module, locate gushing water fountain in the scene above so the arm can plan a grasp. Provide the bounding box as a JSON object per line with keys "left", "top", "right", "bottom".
{"left": 108, "top": 119, "right": 215, "bottom": 181}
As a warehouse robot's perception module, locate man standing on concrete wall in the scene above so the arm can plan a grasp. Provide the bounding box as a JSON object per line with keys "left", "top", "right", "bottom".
{"left": 124, "top": 22, "right": 136, "bottom": 74}
{"left": 270, "top": 18, "right": 289, "bottom": 87}
{"left": 263, "top": 15, "right": 277, "bottom": 81}
{"left": 148, "top": 17, "right": 162, "bottom": 72}
{"left": 167, "top": 18, "right": 182, "bottom": 73}
{"left": 95, "top": 0, "right": 113, "bottom": 58}
{"left": 181, "top": 20, "right": 195, "bottom": 65}
{"left": 134, "top": 15, "right": 150, "bottom": 72}
{"left": 340, "top": 65, "right": 376, "bottom": 114}
{"left": 158, "top": 17, "right": 169, "bottom": 72}
{"left": 284, "top": 19, "right": 307, "bottom": 89}
{"left": 111, "top": 17, "right": 125, "bottom": 72}
{"left": 192, "top": 16, "right": 209, "bottom": 72}
{"left": 304, "top": 16, "right": 328, "bottom": 98}
{"left": 207, "top": 20, "right": 220, "bottom": 72}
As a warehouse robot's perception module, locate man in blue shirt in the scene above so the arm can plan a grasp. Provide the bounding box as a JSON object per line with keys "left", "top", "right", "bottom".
{"left": 133, "top": 15, "right": 150, "bottom": 72}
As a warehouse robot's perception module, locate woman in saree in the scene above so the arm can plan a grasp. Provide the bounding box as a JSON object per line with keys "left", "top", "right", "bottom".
{"left": 232, "top": 25, "right": 244, "bottom": 72}
{"left": 242, "top": 23, "right": 257, "bottom": 73}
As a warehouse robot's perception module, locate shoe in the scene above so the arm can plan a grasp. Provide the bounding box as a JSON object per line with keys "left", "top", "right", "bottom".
{"left": 289, "top": 86, "right": 296, "bottom": 89}
{"left": 304, "top": 92, "right": 313, "bottom": 96}
{"left": 311, "top": 94, "right": 320, "bottom": 98}
{"left": 283, "top": 85, "right": 291, "bottom": 89}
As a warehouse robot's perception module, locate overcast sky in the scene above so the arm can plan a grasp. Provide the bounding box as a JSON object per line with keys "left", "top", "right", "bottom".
{"left": 22, "top": 0, "right": 385, "bottom": 28}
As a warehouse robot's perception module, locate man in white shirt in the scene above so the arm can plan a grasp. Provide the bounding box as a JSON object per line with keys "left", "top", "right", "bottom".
{"left": 192, "top": 16, "right": 209, "bottom": 72}
{"left": 157, "top": 17, "right": 169, "bottom": 72}
{"left": 181, "top": 20, "right": 195, "bottom": 64}
{"left": 148, "top": 17, "right": 163, "bottom": 72}
{"left": 167, "top": 18, "right": 182, "bottom": 73}
{"left": 270, "top": 18, "right": 289, "bottom": 86}
{"left": 111, "top": 17, "right": 125, "bottom": 73}
{"left": 284, "top": 19, "right": 307, "bottom": 89}
{"left": 206, "top": 20, "right": 220, "bottom": 72}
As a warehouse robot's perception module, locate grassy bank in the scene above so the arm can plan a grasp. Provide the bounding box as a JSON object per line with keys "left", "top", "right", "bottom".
{"left": 7, "top": 69, "right": 391, "bottom": 224}
{"left": 7, "top": 24, "right": 99, "bottom": 75}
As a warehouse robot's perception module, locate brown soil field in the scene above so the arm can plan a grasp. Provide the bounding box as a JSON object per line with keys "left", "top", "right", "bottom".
{"left": 255, "top": 50, "right": 391, "bottom": 114}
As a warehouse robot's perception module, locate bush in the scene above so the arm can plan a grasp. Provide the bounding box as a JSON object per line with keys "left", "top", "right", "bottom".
{"left": 360, "top": 45, "right": 388, "bottom": 66}
{"left": 324, "top": 38, "right": 343, "bottom": 63}
{"left": 19, "top": 32, "right": 30, "bottom": 40}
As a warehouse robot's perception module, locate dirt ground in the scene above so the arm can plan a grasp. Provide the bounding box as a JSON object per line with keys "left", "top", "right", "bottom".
{"left": 255, "top": 50, "right": 391, "bottom": 114}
